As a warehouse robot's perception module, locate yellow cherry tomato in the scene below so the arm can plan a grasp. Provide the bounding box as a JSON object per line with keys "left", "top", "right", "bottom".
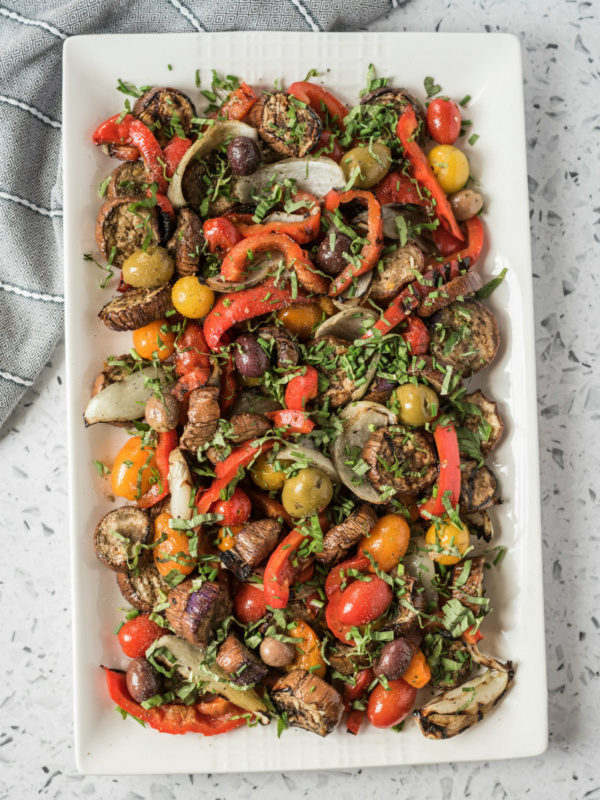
{"left": 358, "top": 514, "right": 411, "bottom": 572}
{"left": 216, "top": 524, "right": 244, "bottom": 552}
{"left": 250, "top": 452, "right": 287, "bottom": 491}
{"left": 153, "top": 512, "right": 195, "bottom": 578}
{"left": 428, "top": 144, "right": 470, "bottom": 195}
{"left": 111, "top": 436, "right": 156, "bottom": 501}
{"left": 285, "top": 620, "right": 326, "bottom": 678}
{"left": 425, "top": 518, "right": 470, "bottom": 565}
{"left": 172, "top": 277, "right": 215, "bottom": 319}
{"left": 132, "top": 318, "right": 176, "bottom": 362}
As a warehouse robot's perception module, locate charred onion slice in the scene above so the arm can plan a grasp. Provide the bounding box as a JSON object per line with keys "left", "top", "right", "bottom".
{"left": 235, "top": 157, "right": 345, "bottom": 202}
{"left": 84, "top": 364, "right": 166, "bottom": 426}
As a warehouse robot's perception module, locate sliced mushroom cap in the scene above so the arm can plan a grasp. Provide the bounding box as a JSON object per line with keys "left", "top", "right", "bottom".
{"left": 98, "top": 286, "right": 173, "bottom": 332}
{"left": 84, "top": 364, "right": 166, "bottom": 425}
{"left": 362, "top": 425, "right": 439, "bottom": 498}
{"left": 460, "top": 459, "right": 500, "bottom": 513}
{"left": 235, "top": 157, "right": 345, "bottom": 202}
{"left": 271, "top": 669, "right": 344, "bottom": 737}
{"left": 180, "top": 386, "right": 220, "bottom": 454}
{"left": 327, "top": 643, "right": 373, "bottom": 676}
{"left": 132, "top": 86, "right": 197, "bottom": 147}
{"left": 418, "top": 271, "right": 483, "bottom": 318}
{"left": 460, "top": 390, "right": 505, "bottom": 457}
{"left": 315, "top": 504, "right": 377, "bottom": 567}
{"left": 407, "top": 354, "right": 464, "bottom": 398}
{"left": 425, "top": 636, "right": 475, "bottom": 690}
{"left": 247, "top": 92, "right": 322, "bottom": 157}
{"left": 166, "top": 208, "right": 204, "bottom": 277}
{"left": 331, "top": 271, "right": 374, "bottom": 311}
{"left": 95, "top": 197, "right": 161, "bottom": 268}
{"left": 106, "top": 161, "right": 147, "bottom": 200}
{"left": 94, "top": 507, "right": 152, "bottom": 573}
{"left": 370, "top": 243, "right": 425, "bottom": 303}
{"left": 428, "top": 299, "right": 500, "bottom": 378}
{"left": 257, "top": 324, "right": 300, "bottom": 369}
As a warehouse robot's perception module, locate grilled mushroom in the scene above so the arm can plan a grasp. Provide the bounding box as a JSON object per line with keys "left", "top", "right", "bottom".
{"left": 216, "top": 633, "right": 268, "bottom": 686}
{"left": 418, "top": 271, "right": 483, "bottom": 317}
{"left": 428, "top": 299, "right": 500, "bottom": 378}
{"left": 166, "top": 208, "right": 204, "bottom": 278}
{"left": 98, "top": 285, "right": 173, "bottom": 332}
{"left": 132, "top": 86, "right": 197, "bottom": 147}
{"left": 257, "top": 325, "right": 300, "bottom": 369}
{"left": 313, "top": 335, "right": 366, "bottom": 408}
{"left": 247, "top": 92, "right": 322, "bottom": 158}
{"left": 362, "top": 425, "right": 438, "bottom": 497}
{"left": 116, "top": 562, "right": 169, "bottom": 613}
{"left": 459, "top": 391, "right": 505, "bottom": 457}
{"left": 451, "top": 557, "right": 486, "bottom": 615}
{"left": 460, "top": 459, "right": 500, "bottom": 513}
{"left": 165, "top": 578, "right": 233, "bottom": 647}
{"left": 370, "top": 244, "right": 425, "bottom": 303}
{"left": 180, "top": 386, "right": 220, "bottom": 453}
{"left": 271, "top": 670, "right": 344, "bottom": 737}
{"left": 363, "top": 376, "right": 398, "bottom": 405}
{"left": 315, "top": 504, "right": 377, "bottom": 567}
{"left": 384, "top": 574, "right": 425, "bottom": 652}
{"left": 94, "top": 507, "right": 151, "bottom": 573}
{"left": 220, "top": 519, "right": 282, "bottom": 580}
{"left": 360, "top": 87, "right": 426, "bottom": 143}
{"left": 95, "top": 197, "right": 161, "bottom": 268}
{"left": 327, "top": 643, "right": 372, "bottom": 676}
{"left": 407, "top": 355, "right": 463, "bottom": 398}
{"left": 106, "top": 161, "right": 148, "bottom": 200}
{"left": 228, "top": 412, "right": 272, "bottom": 444}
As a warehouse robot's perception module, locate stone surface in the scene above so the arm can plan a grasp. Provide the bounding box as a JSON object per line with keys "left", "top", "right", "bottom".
{"left": 1, "top": 1, "right": 599, "bottom": 797}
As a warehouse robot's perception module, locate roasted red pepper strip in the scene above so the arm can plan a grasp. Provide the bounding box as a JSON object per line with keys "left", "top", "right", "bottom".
{"left": 396, "top": 108, "right": 464, "bottom": 241}
{"left": 263, "top": 527, "right": 307, "bottom": 609}
{"left": 224, "top": 190, "right": 321, "bottom": 245}
{"left": 155, "top": 193, "right": 175, "bottom": 222}
{"left": 374, "top": 170, "right": 427, "bottom": 207}
{"left": 265, "top": 409, "right": 315, "bottom": 434}
{"left": 137, "top": 430, "right": 178, "bottom": 509}
{"left": 243, "top": 486, "right": 295, "bottom": 528}
{"left": 203, "top": 278, "right": 312, "bottom": 351}
{"left": 214, "top": 81, "right": 258, "bottom": 121}
{"left": 284, "top": 366, "right": 319, "bottom": 411}
{"left": 204, "top": 217, "right": 244, "bottom": 255}
{"left": 92, "top": 114, "right": 168, "bottom": 194}
{"left": 288, "top": 82, "right": 347, "bottom": 133}
{"left": 221, "top": 232, "right": 328, "bottom": 295}
{"left": 171, "top": 366, "right": 212, "bottom": 402}
{"left": 324, "top": 190, "right": 384, "bottom": 297}
{"left": 442, "top": 215, "right": 484, "bottom": 267}
{"left": 462, "top": 624, "right": 484, "bottom": 646}
{"left": 162, "top": 135, "right": 192, "bottom": 177}
{"left": 104, "top": 668, "right": 247, "bottom": 736}
{"left": 346, "top": 709, "right": 365, "bottom": 735}
{"left": 418, "top": 422, "right": 461, "bottom": 519}
{"left": 432, "top": 224, "right": 464, "bottom": 256}
{"left": 400, "top": 316, "right": 430, "bottom": 355}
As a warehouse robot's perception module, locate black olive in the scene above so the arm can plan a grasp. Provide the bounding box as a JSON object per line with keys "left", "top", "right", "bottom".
{"left": 315, "top": 232, "right": 352, "bottom": 277}
{"left": 233, "top": 333, "right": 270, "bottom": 378}
{"left": 226, "top": 137, "right": 262, "bottom": 176}
{"left": 126, "top": 657, "right": 162, "bottom": 703}
{"left": 373, "top": 638, "right": 413, "bottom": 680}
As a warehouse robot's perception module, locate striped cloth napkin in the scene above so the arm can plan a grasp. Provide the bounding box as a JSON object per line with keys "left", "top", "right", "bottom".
{"left": 0, "top": 0, "right": 395, "bottom": 427}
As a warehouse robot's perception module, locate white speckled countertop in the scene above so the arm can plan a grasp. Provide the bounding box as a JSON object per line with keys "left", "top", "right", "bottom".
{"left": 1, "top": 1, "right": 599, "bottom": 797}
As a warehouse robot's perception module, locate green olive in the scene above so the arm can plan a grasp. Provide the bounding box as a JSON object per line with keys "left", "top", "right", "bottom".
{"left": 394, "top": 383, "right": 439, "bottom": 427}
{"left": 281, "top": 467, "right": 333, "bottom": 518}
{"left": 341, "top": 143, "right": 392, "bottom": 189}
{"left": 122, "top": 246, "right": 175, "bottom": 289}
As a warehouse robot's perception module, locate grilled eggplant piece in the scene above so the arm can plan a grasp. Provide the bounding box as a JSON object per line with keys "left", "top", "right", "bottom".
{"left": 228, "top": 412, "right": 272, "bottom": 444}
{"left": 98, "top": 285, "right": 173, "bottom": 332}
{"left": 363, "top": 376, "right": 397, "bottom": 405}
{"left": 247, "top": 92, "right": 322, "bottom": 158}
{"left": 132, "top": 86, "right": 197, "bottom": 147}
{"left": 257, "top": 325, "right": 299, "bottom": 368}
{"left": 312, "top": 335, "right": 377, "bottom": 409}
{"left": 460, "top": 459, "right": 500, "bottom": 513}
{"left": 117, "top": 562, "right": 169, "bottom": 613}
{"left": 180, "top": 152, "right": 239, "bottom": 216}
{"left": 413, "top": 648, "right": 514, "bottom": 739}
{"left": 106, "top": 161, "right": 147, "bottom": 200}
{"left": 315, "top": 504, "right": 377, "bottom": 567}
{"left": 271, "top": 670, "right": 343, "bottom": 737}
{"left": 180, "top": 386, "right": 220, "bottom": 453}
{"left": 463, "top": 510, "right": 494, "bottom": 543}
{"left": 360, "top": 87, "right": 425, "bottom": 132}
{"left": 166, "top": 208, "right": 204, "bottom": 278}
{"left": 362, "top": 425, "right": 438, "bottom": 497}
{"left": 460, "top": 390, "right": 505, "bottom": 457}
{"left": 451, "top": 557, "right": 486, "bottom": 615}
{"left": 94, "top": 507, "right": 151, "bottom": 573}
{"left": 407, "top": 354, "right": 463, "bottom": 398}
{"left": 327, "top": 643, "right": 372, "bottom": 676}
{"left": 165, "top": 578, "right": 233, "bottom": 647}
{"left": 216, "top": 633, "right": 269, "bottom": 686}
{"left": 428, "top": 299, "right": 500, "bottom": 378}
{"left": 220, "top": 519, "right": 282, "bottom": 580}
{"left": 370, "top": 244, "right": 425, "bottom": 303}
{"left": 384, "top": 574, "right": 425, "bottom": 652}
{"left": 95, "top": 197, "right": 161, "bottom": 268}
{"left": 418, "top": 271, "right": 483, "bottom": 317}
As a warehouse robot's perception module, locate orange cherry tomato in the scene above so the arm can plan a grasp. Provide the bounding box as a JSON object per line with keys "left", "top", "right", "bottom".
{"left": 233, "top": 582, "right": 267, "bottom": 624}
{"left": 153, "top": 512, "right": 195, "bottom": 579}
{"left": 111, "top": 436, "right": 157, "bottom": 501}
{"left": 358, "top": 514, "right": 411, "bottom": 573}
{"left": 276, "top": 304, "right": 324, "bottom": 341}
{"left": 285, "top": 620, "right": 326, "bottom": 678}
{"left": 367, "top": 678, "right": 417, "bottom": 729}
{"left": 132, "top": 318, "right": 176, "bottom": 361}
{"left": 216, "top": 524, "right": 244, "bottom": 552}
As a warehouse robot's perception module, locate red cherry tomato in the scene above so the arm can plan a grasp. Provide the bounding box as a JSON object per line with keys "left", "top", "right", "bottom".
{"left": 118, "top": 614, "right": 164, "bottom": 659}
{"left": 338, "top": 576, "right": 393, "bottom": 626}
{"left": 173, "top": 321, "right": 211, "bottom": 378}
{"left": 426, "top": 98, "right": 461, "bottom": 145}
{"left": 367, "top": 678, "right": 417, "bottom": 729}
{"left": 210, "top": 487, "right": 252, "bottom": 527}
{"left": 233, "top": 583, "right": 267, "bottom": 625}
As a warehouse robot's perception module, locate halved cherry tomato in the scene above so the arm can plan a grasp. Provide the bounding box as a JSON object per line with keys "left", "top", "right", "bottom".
{"left": 358, "top": 514, "right": 411, "bottom": 573}
{"left": 153, "top": 512, "right": 195, "bottom": 579}
{"left": 111, "top": 436, "right": 156, "bottom": 501}
{"left": 426, "top": 97, "right": 461, "bottom": 145}
{"left": 132, "top": 318, "right": 176, "bottom": 362}
{"left": 367, "top": 678, "right": 417, "bottom": 729}
{"left": 233, "top": 582, "right": 267, "bottom": 624}
{"left": 118, "top": 614, "right": 165, "bottom": 659}
{"left": 174, "top": 321, "right": 211, "bottom": 378}
{"left": 338, "top": 576, "right": 392, "bottom": 626}
{"left": 210, "top": 487, "right": 252, "bottom": 527}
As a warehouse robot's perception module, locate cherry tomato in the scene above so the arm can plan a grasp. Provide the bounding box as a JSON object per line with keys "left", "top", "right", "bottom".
{"left": 233, "top": 583, "right": 267, "bottom": 624}
{"left": 153, "top": 512, "right": 195, "bottom": 579}
{"left": 210, "top": 487, "right": 252, "bottom": 527}
{"left": 426, "top": 97, "right": 461, "bottom": 145}
{"left": 173, "top": 321, "right": 211, "bottom": 378}
{"left": 367, "top": 678, "right": 417, "bottom": 729}
{"left": 111, "top": 436, "right": 156, "bottom": 501}
{"left": 338, "top": 576, "right": 392, "bottom": 626}
{"left": 132, "top": 318, "right": 176, "bottom": 362}
{"left": 358, "top": 514, "right": 411, "bottom": 573}
{"left": 118, "top": 614, "right": 164, "bottom": 659}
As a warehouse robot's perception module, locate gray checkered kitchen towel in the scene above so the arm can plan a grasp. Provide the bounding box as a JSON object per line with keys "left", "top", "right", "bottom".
{"left": 0, "top": 0, "right": 396, "bottom": 428}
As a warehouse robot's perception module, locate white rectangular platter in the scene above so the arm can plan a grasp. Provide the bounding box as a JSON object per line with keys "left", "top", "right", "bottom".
{"left": 63, "top": 31, "right": 547, "bottom": 775}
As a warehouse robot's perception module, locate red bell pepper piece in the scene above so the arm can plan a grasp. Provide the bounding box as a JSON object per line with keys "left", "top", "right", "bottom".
{"left": 374, "top": 170, "right": 427, "bottom": 207}
{"left": 265, "top": 409, "right": 315, "bottom": 435}
{"left": 103, "top": 668, "right": 247, "bottom": 735}
{"left": 346, "top": 709, "right": 365, "bottom": 735}
{"left": 462, "top": 624, "right": 484, "bottom": 646}
{"left": 203, "top": 278, "right": 312, "bottom": 351}
{"left": 324, "top": 190, "right": 384, "bottom": 297}
{"left": 174, "top": 321, "right": 211, "bottom": 378}
{"left": 284, "top": 366, "right": 319, "bottom": 411}
{"left": 155, "top": 192, "right": 175, "bottom": 222}
{"left": 441, "top": 215, "right": 484, "bottom": 268}
{"left": 418, "top": 422, "right": 461, "bottom": 520}
{"left": 162, "top": 135, "right": 192, "bottom": 177}
{"left": 396, "top": 108, "right": 464, "bottom": 241}
{"left": 92, "top": 113, "right": 168, "bottom": 194}
{"left": 224, "top": 190, "right": 321, "bottom": 245}
{"left": 214, "top": 81, "right": 258, "bottom": 121}
{"left": 117, "top": 276, "right": 132, "bottom": 293}
{"left": 243, "top": 486, "right": 295, "bottom": 528}
{"left": 432, "top": 224, "right": 464, "bottom": 257}
{"left": 400, "top": 316, "right": 430, "bottom": 355}
{"left": 204, "top": 217, "right": 244, "bottom": 256}
{"left": 221, "top": 232, "right": 328, "bottom": 295}
{"left": 137, "top": 429, "right": 178, "bottom": 509}
{"left": 263, "top": 528, "right": 309, "bottom": 610}
{"left": 171, "top": 365, "right": 212, "bottom": 402}
{"left": 287, "top": 82, "right": 347, "bottom": 133}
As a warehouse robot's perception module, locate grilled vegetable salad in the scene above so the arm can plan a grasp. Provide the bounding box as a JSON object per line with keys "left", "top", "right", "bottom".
{"left": 88, "top": 68, "right": 511, "bottom": 740}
